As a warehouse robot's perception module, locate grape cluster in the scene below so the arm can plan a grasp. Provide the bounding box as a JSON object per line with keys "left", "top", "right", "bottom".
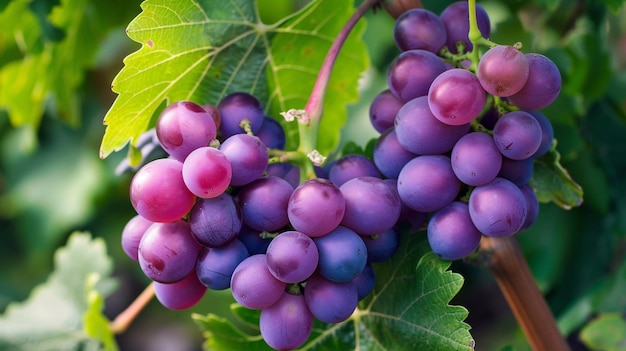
{"left": 119, "top": 2, "right": 561, "bottom": 350}
{"left": 369, "top": 1, "right": 559, "bottom": 260}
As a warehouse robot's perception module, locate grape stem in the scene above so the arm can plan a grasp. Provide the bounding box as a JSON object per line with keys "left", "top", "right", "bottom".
{"left": 480, "top": 236, "right": 570, "bottom": 351}
{"left": 110, "top": 282, "right": 155, "bottom": 334}
{"left": 296, "top": 0, "right": 380, "bottom": 180}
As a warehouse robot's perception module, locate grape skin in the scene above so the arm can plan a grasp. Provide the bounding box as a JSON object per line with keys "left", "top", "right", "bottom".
{"left": 493, "top": 111, "right": 543, "bottom": 160}
{"left": 196, "top": 239, "right": 249, "bottom": 290}
{"left": 153, "top": 271, "right": 207, "bottom": 310}
{"left": 188, "top": 193, "right": 242, "bottom": 248}
{"left": 230, "top": 254, "right": 286, "bottom": 309}
{"left": 469, "top": 177, "right": 527, "bottom": 237}
{"left": 266, "top": 231, "right": 319, "bottom": 284}
{"left": 393, "top": 8, "right": 447, "bottom": 54}
{"left": 477, "top": 45, "right": 529, "bottom": 97}
{"left": 182, "top": 146, "right": 232, "bottom": 198}
{"left": 121, "top": 215, "right": 153, "bottom": 261}
{"left": 304, "top": 273, "right": 358, "bottom": 324}
{"left": 427, "top": 202, "right": 482, "bottom": 260}
{"left": 387, "top": 49, "right": 447, "bottom": 102}
{"left": 428, "top": 68, "right": 487, "bottom": 126}
{"left": 288, "top": 178, "right": 346, "bottom": 238}
{"left": 314, "top": 226, "right": 368, "bottom": 283}
{"left": 508, "top": 53, "right": 562, "bottom": 110}
{"left": 260, "top": 292, "right": 313, "bottom": 351}
{"left": 451, "top": 132, "right": 502, "bottom": 186}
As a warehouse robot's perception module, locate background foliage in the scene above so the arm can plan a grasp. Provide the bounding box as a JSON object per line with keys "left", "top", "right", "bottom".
{"left": 1, "top": 0, "right": 625, "bottom": 350}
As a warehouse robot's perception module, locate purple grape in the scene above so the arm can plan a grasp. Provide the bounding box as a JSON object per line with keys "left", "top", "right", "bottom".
{"left": 393, "top": 8, "right": 447, "bottom": 53}
{"left": 493, "top": 111, "right": 542, "bottom": 160}
{"left": 182, "top": 146, "right": 232, "bottom": 198}
{"left": 138, "top": 221, "right": 202, "bottom": 283}
{"left": 373, "top": 127, "right": 417, "bottom": 179}
{"left": 287, "top": 178, "right": 345, "bottom": 237}
{"left": 260, "top": 292, "right": 313, "bottom": 351}
{"left": 237, "top": 225, "right": 272, "bottom": 255}
{"left": 440, "top": 1, "right": 491, "bottom": 54}
{"left": 498, "top": 156, "right": 534, "bottom": 185}
{"left": 130, "top": 158, "right": 196, "bottom": 223}
{"left": 451, "top": 132, "right": 502, "bottom": 186}
{"left": 220, "top": 134, "right": 268, "bottom": 187}
{"left": 428, "top": 68, "right": 487, "bottom": 126}
{"left": 237, "top": 176, "right": 293, "bottom": 232}
{"left": 328, "top": 154, "right": 381, "bottom": 187}
{"left": 519, "top": 184, "right": 539, "bottom": 231}
{"left": 217, "top": 92, "right": 265, "bottom": 138}
{"left": 369, "top": 89, "right": 404, "bottom": 133}
{"left": 361, "top": 228, "right": 400, "bottom": 263}
{"left": 508, "top": 53, "right": 561, "bottom": 110}
{"left": 468, "top": 177, "right": 527, "bottom": 237}
{"left": 427, "top": 202, "right": 482, "bottom": 260}
{"left": 153, "top": 271, "right": 207, "bottom": 310}
{"left": 395, "top": 96, "right": 470, "bottom": 155}
{"left": 387, "top": 49, "right": 447, "bottom": 102}
{"left": 256, "top": 116, "right": 286, "bottom": 150}
{"left": 397, "top": 155, "right": 462, "bottom": 213}
{"left": 527, "top": 110, "right": 554, "bottom": 158}
{"left": 478, "top": 45, "right": 529, "bottom": 97}
{"left": 304, "top": 273, "right": 358, "bottom": 323}
{"left": 353, "top": 263, "right": 375, "bottom": 300}
{"left": 155, "top": 101, "right": 217, "bottom": 162}
{"left": 340, "top": 176, "right": 401, "bottom": 235}
{"left": 196, "top": 239, "right": 249, "bottom": 290}
{"left": 266, "top": 162, "right": 301, "bottom": 188}
{"left": 121, "top": 215, "right": 152, "bottom": 261}
{"left": 188, "top": 193, "right": 242, "bottom": 247}
{"left": 230, "top": 254, "right": 286, "bottom": 309}
{"left": 384, "top": 179, "right": 429, "bottom": 232}
{"left": 314, "top": 226, "right": 367, "bottom": 283}
{"left": 266, "top": 231, "right": 319, "bottom": 284}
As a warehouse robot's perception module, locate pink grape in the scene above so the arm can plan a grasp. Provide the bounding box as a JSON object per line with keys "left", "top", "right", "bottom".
{"left": 428, "top": 69, "right": 486, "bottom": 126}
{"left": 182, "top": 146, "right": 232, "bottom": 198}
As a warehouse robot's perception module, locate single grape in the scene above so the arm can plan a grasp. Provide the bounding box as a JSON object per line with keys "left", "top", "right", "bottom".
{"left": 217, "top": 92, "right": 265, "bottom": 138}
{"left": 369, "top": 89, "right": 404, "bottom": 133}
{"left": 314, "top": 226, "right": 367, "bottom": 283}
{"left": 478, "top": 45, "right": 529, "bottom": 97}
{"left": 155, "top": 100, "right": 217, "bottom": 162}
{"left": 328, "top": 154, "right": 381, "bottom": 187}
{"left": 428, "top": 68, "right": 487, "bottom": 126}
{"left": 361, "top": 228, "right": 400, "bottom": 263}
{"left": 440, "top": 1, "right": 491, "bottom": 54}
{"left": 130, "top": 158, "right": 196, "bottom": 223}
{"left": 188, "top": 193, "right": 242, "bottom": 247}
{"left": 519, "top": 184, "right": 539, "bottom": 231}
{"left": 121, "top": 215, "right": 152, "bottom": 261}
{"left": 427, "top": 202, "right": 482, "bottom": 260}
{"left": 256, "top": 116, "right": 286, "bottom": 150}
{"left": 138, "top": 221, "right": 202, "bottom": 283}
{"left": 237, "top": 176, "right": 293, "bottom": 232}
{"left": 527, "top": 110, "right": 554, "bottom": 158}
{"left": 498, "top": 156, "right": 534, "bottom": 185}
{"left": 182, "top": 146, "right": 232, "bottom": 198}
{"left": 220, "top": 134, "right": 268, "bottom": 187}
{"left": 468, "top": 177, "right": 527, "bottom": 237}
{"left": 387, "top": 49, "right": 447, "bottom": 102}
{"left": 373, "top": 127, "right": 417, "bottom": 179}
{"left": 304, "top": 273, "right": 358, "bottom": 323}
{"left": 196, "top": 239, "right": 249, "bottom": 290}
{"left": 287, "top": 178, "right": 346, "bottom": 237}
{"left": 393, "top": 8, "right": 447, "bottom": 53}
{"left": 397, "top": 155, "right": 461, "bottom": 213}
{"left": 340, "top": 176, "right": 401, "bottom": 236}
{"left": 451, "top": 132, "right": 502, "bottom": 186}
{"left": 353, "top": 263, "right": 375, "bottom": 300}
{"left": 508, "top": 53, "right": 562, "bottom": 110}
{"left": 260, "top": 292, "right": 313, "bottom": 351}
{"left": 266, "top": 231, "right": 319, "bottom": 284}
{"left": 493, "top": 111, "right": 542, "bottom": 160}
{"left": 230, "top": 254, "right": 286, "bottom": 309}
{"left": 153, "top": 271, "right": 207, "bottom": 310}
{"left": 395, "top": 96, "right": 470, "bottom": 155}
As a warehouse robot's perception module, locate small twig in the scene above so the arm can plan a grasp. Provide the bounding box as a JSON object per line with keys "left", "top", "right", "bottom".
{"left": 110, "top": 282, "right": 155, "bottom": 334}
{"left": 480, "top": 236, "right": 570, "bottom": 351}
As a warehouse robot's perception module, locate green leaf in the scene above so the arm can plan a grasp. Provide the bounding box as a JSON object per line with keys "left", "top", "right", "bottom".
{"left": 0, "top": 232, "right": 118, "bottom": 351}
{"left": 99, "top": 0, "right": 368, "bottom": 159}
{"left": 195, "top": 234, "right": 474, "bottom": 350}
{"left": 580, "top": 313, "right": 626, "bottom": 351}
{"left": 529, "top": 142, "right": 584, "bottom": 210}
{"left": 83, "top": 274, "right": 119, "bottom": 351}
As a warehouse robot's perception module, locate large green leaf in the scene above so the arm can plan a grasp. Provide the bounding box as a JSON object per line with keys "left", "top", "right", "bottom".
{"left": 194, "top": 234, "right": 474, "bottom": 350}
{"left": 99, "top": 0, "right": 368, "bottom": 159}
{"left": 0, "top": 232, "right": 117, "bottom": 350}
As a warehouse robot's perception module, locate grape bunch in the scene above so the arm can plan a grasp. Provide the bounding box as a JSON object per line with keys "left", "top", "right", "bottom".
{"left": 368, "top": 1, "right": 559, "bottom": 261}
{"left": 119, "top": 1, "right": 561, "bottom": 350}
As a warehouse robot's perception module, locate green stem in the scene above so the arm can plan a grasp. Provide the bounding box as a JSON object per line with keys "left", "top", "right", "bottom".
{"left": 467, "top": 0, "right": 482, "bottom": 71}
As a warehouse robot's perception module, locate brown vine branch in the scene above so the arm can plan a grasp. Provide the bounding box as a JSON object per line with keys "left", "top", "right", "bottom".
{"left": 479, "top": 236, "right": 570, "bottom": 351}
{"left": 110, "top": 282, "right": 155, "bottom": 334}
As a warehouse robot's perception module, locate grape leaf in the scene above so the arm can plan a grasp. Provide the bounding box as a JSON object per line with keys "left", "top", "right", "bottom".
{"left": 194, "top": 234, "right": 474, "bottom": 350}
{"left": 530, "top": 142, "right": 584, "bottom": 210}
{"left": 0, "top": 232, "right": 118, "bottom": 350}
{"left": 580, "top": 313, "right": 626, "bottom": 351}
{"left": 99, "top": 0, "right": 368, "bottom": 159}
